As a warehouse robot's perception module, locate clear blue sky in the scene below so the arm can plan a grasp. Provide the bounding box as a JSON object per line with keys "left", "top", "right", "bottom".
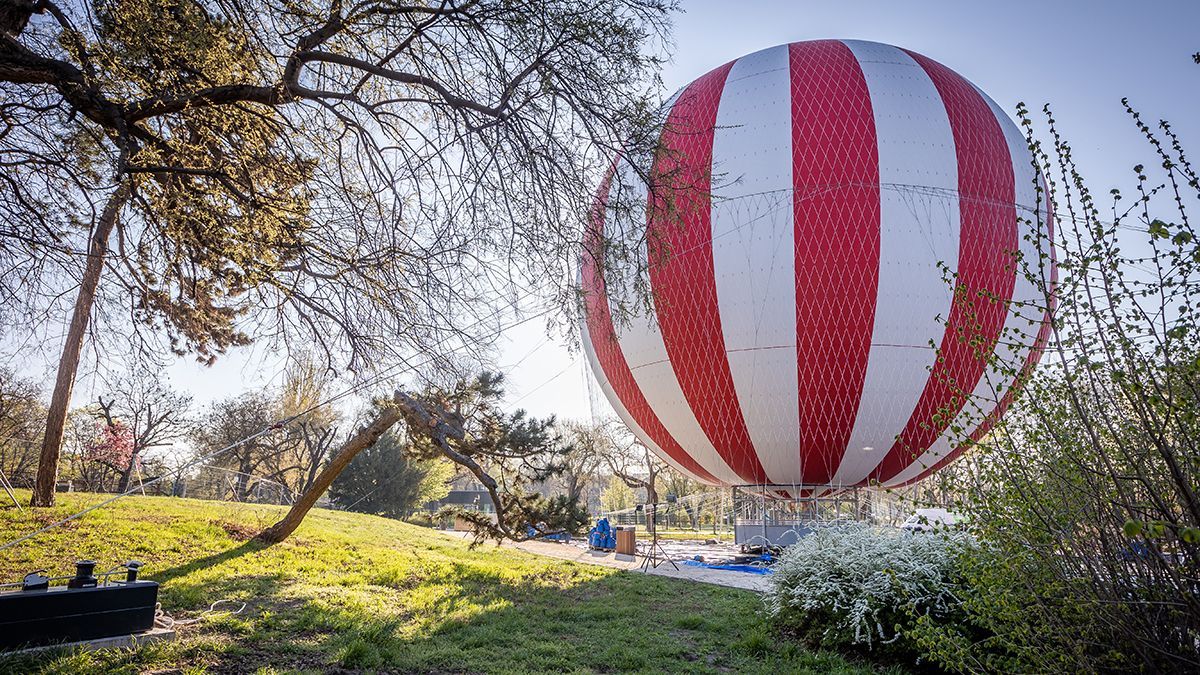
{"left": 160, "top": 0, "right": 1197, "bottom": 423}
{"left": 665, "top": 0, "right": 1198, "bottom": 195}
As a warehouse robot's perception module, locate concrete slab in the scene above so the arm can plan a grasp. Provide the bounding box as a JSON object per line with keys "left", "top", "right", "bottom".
{"left": 442, "top": 531, "right": 771, "bottom": 592}
{"left": 4, "top": 627, "right": 177, "bottom": 656}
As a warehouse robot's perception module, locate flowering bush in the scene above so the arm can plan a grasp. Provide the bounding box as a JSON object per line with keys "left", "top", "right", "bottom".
{"left": 84, "top": 420, "right": 136, "bottom": 469}
{"left": 763, "top": 522, "right": 975, "bottom": 654}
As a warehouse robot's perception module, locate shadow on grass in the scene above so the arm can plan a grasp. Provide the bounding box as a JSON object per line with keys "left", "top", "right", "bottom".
{"left": 4, "top": 532, "right": 897, "bottom": 675}
{"left": 150, "top": 539, "right": 268, "bottom": 586}
{"left": 163, "top": 556, "right": 885, "bottom": 674}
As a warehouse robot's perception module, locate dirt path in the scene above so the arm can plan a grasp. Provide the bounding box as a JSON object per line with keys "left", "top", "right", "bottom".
{"left": 442, "top": 531, "right": 771, "bottom": 592}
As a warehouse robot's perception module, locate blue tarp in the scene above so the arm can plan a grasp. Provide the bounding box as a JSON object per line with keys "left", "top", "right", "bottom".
{"left": 588, "top": 518, "right": 616, "bottom": 550}
{"left": 681, "top": 559, "right": 773, "bottom": 575}
{"left": 525, "top": 524, "right": 570, "bottom": 542}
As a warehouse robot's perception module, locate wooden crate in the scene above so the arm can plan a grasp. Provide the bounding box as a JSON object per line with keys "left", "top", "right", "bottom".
{"left": 615, "top": 528, "right": 636, "bottom": 556}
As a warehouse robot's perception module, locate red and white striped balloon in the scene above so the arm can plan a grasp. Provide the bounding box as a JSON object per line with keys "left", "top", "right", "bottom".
{"left": 580, "top": 40, "right": 1054, "bottom": 493}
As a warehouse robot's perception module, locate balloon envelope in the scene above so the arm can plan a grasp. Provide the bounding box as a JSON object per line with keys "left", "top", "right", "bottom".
{"left": 580, "top": 40, "right": 1054, "bottom": 493}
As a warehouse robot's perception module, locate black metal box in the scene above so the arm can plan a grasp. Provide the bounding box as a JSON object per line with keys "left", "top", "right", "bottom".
{"left": 0, "top": 581, "right": 159, "bottom": 650}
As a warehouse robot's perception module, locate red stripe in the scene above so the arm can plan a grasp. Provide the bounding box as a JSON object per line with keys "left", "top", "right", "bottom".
{"left": 898, "top": 174, "right": 1058, "bottom": 486}
{"left": 646, "top": 61, "right": 770, "bottom": 484}
{"left": 582, "top": 164, "right": 719, "bottom": 484}
{"left": 870, "top": 51, "right": 1020, "bottom": 483}
{"left": 790, "top": 41, "right": 881, "bottom": 484}
{"left": 897, "top": 298, "right": 1054, "bottom": 485}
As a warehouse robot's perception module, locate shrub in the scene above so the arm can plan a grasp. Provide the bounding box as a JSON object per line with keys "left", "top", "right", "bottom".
{"left": 905, "top": 544, "right": 1107, "bottom": 673}
{"left": 915, "top": 98, "right": 1200, "bottom": 672}
{"left": 404, "top": 512, "right": 436, "bottom": 528}
{"left": 764, "top": 523, "right": 975, "bottom": 657}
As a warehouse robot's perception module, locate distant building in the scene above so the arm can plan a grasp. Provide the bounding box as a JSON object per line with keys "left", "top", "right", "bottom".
{"left": 424, "top": 469, "right": 607, "bottom": 516}
{"left": 424, "top": 472, "right": 494, "bottom": 514}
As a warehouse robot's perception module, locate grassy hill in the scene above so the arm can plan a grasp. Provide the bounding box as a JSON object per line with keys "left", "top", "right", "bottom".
{"left": 0, "top": 492, "right": 894, "bottom": 674}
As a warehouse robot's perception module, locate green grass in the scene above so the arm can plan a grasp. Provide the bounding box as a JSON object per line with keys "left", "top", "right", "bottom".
{"left": 0, "top": 491, "right": 897, "bottom": 674}
{"left": 626, "top": 528, "right": 735, "bottom": 543}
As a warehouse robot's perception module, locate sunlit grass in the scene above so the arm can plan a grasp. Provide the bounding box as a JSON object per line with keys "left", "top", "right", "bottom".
{"left": 0, "top": 490, "right": 897, "bottom": 673}
{"left": 631, "top": 528, "right": 735, "bottom": 542}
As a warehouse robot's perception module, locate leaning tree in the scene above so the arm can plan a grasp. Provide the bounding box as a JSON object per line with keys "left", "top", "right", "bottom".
{"left": 0, "top": 0, "right": 674, "bottom": 505}
{"left": 259, "top": 371, "right": 586, "bottom": 544}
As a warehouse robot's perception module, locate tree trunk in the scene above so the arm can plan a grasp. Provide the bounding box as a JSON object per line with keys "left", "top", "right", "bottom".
{"left": 116, "top": 450, "right": 137, "bottom": 494}
{"left": 258, "top": 404, "right": 401, "bottom": 544}
{"left": 235, "top": 458, "right": 252, "bottom": 501}
{"left": 31, "top": 184, "right": 130, "bottom": 507}
{"left": 567, "top": 475, "right": 582, "bottom": 505}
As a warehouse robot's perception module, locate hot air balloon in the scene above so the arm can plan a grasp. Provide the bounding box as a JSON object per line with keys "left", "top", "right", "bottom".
{"left": 580, "top": 40, "right": 1054, "bottom": 496}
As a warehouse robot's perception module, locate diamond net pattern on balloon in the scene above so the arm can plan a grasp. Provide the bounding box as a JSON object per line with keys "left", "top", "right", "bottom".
{"left": 580, "top": 40, "right": 1054, "bottom": 493}
{"left": 869, "top": 50, "right": 1019, "bottom": 483}
{"left": 788, "top": 40, "right": 881, "bottom": 485}
{"left": 647, "top": 60, "right": 770, "bottom": 484}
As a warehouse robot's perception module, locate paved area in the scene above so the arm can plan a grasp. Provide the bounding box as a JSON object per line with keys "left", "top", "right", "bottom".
{"left": 442, "top": 531, "right": 771, "bottom": 592}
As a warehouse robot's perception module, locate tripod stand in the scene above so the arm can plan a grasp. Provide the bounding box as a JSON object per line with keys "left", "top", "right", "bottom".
{"left": 639, "top": 502, "right": 678, "bottom": 572}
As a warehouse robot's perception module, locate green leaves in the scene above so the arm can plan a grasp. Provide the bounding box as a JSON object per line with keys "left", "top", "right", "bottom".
{"left": 1122, "top": 519, "right": 1196, "bottom": 541}
{"left": 1123, "top": 520, "right": 1143, "bottom": 538}
{"left": 937, "top": 93, "right": 1200, "bottom": 675}
{"left": 1148, "top": 219, "right": 1171, "bottom": 239}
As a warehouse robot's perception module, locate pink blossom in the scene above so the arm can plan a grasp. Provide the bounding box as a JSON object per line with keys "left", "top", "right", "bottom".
{"left": 84, "top": 421, "right": 137, "bottom": 468}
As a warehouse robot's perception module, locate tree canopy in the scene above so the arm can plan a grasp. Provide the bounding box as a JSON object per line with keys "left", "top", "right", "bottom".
{"left": 2, "top": 0, "right": 672, "bottom": 362}
{"left": 328, "top": 428, "right": 452, "bottom": 519}
{"left": 2, "top": 0, "right": 676, "bottom": 505}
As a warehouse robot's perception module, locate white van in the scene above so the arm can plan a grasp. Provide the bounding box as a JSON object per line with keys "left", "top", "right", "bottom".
{"left": 900, "top": 508, "right": 961, "bottom": 533}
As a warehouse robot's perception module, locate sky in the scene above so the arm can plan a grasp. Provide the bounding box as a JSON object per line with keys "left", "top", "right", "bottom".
{"left": 145, "top": 0, "right": 1200, "bottom": 427}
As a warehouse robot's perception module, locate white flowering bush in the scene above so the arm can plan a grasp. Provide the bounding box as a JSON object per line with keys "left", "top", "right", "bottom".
{"left": 763, "top": 522, "right": 976, "bottom": 653}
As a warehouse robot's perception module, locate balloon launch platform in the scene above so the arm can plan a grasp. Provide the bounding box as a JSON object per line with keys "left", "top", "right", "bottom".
{"left": 602, "top": 485, "right": 921, "bottom": 551}
{"left": 731, "top": 486, "right": 885, "bottom": 549}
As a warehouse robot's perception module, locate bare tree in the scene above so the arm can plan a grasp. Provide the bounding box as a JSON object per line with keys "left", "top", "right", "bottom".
{"left": 290, "top": 421, "right": 337, "bottom": 495}
{"left": 0, "top": 368, "right": 44, "bottom": 487}
{"left": 95, "top": 368, "right": 192, "bottom": 492}
{"left": 1, "top": 0, "right": 675, "bottom": 505}
{"left": 592, "top": 420, "right": 665, "bottom": 533}
{"left": 192, "top": 392, "right": 289, "bottom": 501}
{"left": 270, "top": 359, "right": 342, "bottom": 494}
{"left": 555, "top": 420, "right": 606, "bottom": 506}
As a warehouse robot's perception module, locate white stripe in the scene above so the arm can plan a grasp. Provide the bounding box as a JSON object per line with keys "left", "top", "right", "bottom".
{"left": 710, "top": 44, "right": 798, "bottom": 486}
{"left": 579, "top": 316, "right": 703, "bottom": 482}
{"left": 883, "top": 93, "right": 1045, "bottom": 486}
{"left": 579, "top": 171, "right": 710, "bottom": 484}
{"left": 831, "top": 40, "right": 961, "bottom": 487}
{"left": 607, "top": 159, "right": 744, "bottom": 485}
